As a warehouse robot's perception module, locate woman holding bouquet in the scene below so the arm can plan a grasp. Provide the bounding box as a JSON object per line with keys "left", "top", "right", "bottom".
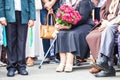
{"left": 55, "top": 0, "right": 94, "bottom": 72}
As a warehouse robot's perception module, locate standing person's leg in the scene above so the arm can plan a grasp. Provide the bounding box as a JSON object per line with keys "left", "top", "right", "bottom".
{"left": 0, "top": 46, "right": 1, "bottom": 60}
{"left": 117, "top": 34, "right": 120, "bottom": 68}
{"left": 0, "top": 45, "right": 2, "bottom": 66}
{"left": 1, "top": 46, "right": 7, "bottom": 63}
{"left": 94, "top": 25, "right": 118, "bottom": 77}
{"left": 40, "top": 9, "right": 51, "bottom": 63}
{"left": 0, "top": 45, "right": 6, "bottom": 67}
{"left": 16, "top": 11, "right": 28, "bottom": 75}
{"left": 26, "top": 16, "right": 36, "bottom": 66}
{"left": 6, "top": 22, "right": 18, "bottom": 77}
{"left": 49, "top": 12, "right": 57, "bottom": 61}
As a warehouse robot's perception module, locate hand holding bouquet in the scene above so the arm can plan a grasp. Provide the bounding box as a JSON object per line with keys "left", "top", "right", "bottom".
{"left": 55, "top": 4, "right": 82, "bottom": 30}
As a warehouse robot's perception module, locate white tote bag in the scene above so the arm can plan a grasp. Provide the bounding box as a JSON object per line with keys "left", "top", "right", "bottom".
{"left": 35, "top": 0, "right": 42, "bottom": 10}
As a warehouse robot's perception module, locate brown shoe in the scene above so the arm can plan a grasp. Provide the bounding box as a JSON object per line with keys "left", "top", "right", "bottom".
{"left": 89, "top": 67, "right": 101, "bottom": 74}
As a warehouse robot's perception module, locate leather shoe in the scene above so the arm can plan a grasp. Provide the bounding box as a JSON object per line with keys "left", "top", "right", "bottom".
{"left": 43, "top": 58, "right": 50, "bottom": 64}
{"left": 94, "top": 67, "right": 116, "bottom": 77}
{"left": 92, "top": 54, "right": 108, "bottom": 70}
{"left": 18, "top": 68, "right": 28, "bottom": 75}
{"left": 7, "top": 68, "right": 16, "bottom": 77}
{"left": 75, "top": 60, "right": 81, "bottom": 66}
{"left": 89, "top": 67, "right": 101, "bottom": 74}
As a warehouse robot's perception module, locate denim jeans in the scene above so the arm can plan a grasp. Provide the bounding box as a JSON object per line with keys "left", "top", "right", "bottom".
{"left": 118, "top": 34, "right": 120, "bottom": 57}
{"left": 40, "top": 9, "right": 55, "bottom": 59}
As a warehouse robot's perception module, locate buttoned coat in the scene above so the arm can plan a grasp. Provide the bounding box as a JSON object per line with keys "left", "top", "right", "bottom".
{"left": 0, "top": 0, "right": 36, "bottom": 24}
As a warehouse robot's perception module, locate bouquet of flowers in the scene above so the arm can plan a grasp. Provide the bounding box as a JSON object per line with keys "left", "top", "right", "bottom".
{"left": 56, "top": 4, "right": 82, "bottom": 29}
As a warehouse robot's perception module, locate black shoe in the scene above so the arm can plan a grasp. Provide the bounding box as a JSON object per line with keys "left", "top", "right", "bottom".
{"left": 7, "top": 68, "right": 16, "bottom": 77}
{"left": 92, "top": 54, "right": 109, "bottom": 70}
{"left": 54, "top": 58, "right": 60, "bottom": 64}
{"left": 74, "top": 60, "right": 81, "bottom": 66}
{"left": 43, "top": 58, "right": 50, "bottom": 64}
{"left": 117, "top": 57, "right": 120, "bottom": 68}
{"left": 18, "top": 68, "right": 28, "bottom": 75}
{"left": 94, "top": 67, "right": 116, "bottom": 77}
{"left": 43, "top": 60, "right": 50, "bottom": 64}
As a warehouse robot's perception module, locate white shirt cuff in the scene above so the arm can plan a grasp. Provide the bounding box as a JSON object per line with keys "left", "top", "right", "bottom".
{"left": 0, "top": 17, "right": 6, "bottom": 21}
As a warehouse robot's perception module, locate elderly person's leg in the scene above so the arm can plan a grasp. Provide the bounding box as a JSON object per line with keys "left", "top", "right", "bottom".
{"left": 56, "top": 53, "right": 66, "bottom": 72}
{"left": 56, "top": 52, "right": 74, "bottom": 72}
{"left": 86, "top": 28, "right": 102, "bottom": 73}
{"left": 64, "top": 53, "right": 74, "bottom": 72}
{"left": 94, "top": 24, "right": 118, "bottom": 77}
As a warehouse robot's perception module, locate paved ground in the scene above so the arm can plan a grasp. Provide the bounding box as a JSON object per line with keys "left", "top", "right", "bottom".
{"left": 0, "top": 60, "right": 120, "bottom": 80}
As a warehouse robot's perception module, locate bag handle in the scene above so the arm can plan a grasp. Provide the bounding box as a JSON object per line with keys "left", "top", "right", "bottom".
{"left": 45, "top": 11, "right": 56, "bottom": 26}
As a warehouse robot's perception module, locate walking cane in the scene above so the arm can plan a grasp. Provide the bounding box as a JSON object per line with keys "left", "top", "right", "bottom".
{"left": 39, "top": 36, "right": 57, "bottom": 69}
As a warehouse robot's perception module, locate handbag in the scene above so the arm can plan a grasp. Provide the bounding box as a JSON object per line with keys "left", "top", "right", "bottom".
{"left": 40, "top": 13, "right": 56, "bottom": 39}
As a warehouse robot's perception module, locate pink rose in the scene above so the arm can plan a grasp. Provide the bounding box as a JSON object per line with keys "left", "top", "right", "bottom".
{"left": 62, "top": 16, "right": 67, "bottom": 22}
{"left": 68, "top": 18, "right": 73, "bottom": 23}
{"left": 64, "top": 8, "right": 71, "bottom": 13}
{"left": 70, "top": 12, "right": 74, "bottom": 17}
{"left": 64, "top": 13, "right": 71, "bottom": 17}
{"left": 60, "top": 5, "right": 66, "bottom": 11}
{"left": 68, "top": 6, "right": 74, "bottom": 12}
{"left": 73, "top": 20, "right": 78, "bottom": 25}
{"left": 56, "top": 12, "right": 62, "bottom": 18}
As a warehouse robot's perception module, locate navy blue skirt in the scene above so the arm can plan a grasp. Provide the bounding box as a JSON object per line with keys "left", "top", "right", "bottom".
{"left": 55, "top": 24, "right": 92, "bottom": 59}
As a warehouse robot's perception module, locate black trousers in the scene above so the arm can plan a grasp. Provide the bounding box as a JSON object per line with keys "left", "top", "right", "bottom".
{"left": 94, "top": 7, "right": 100, "bottom": 21}
{"left": 6, "top": 11, "right": 28, "bottom": 70}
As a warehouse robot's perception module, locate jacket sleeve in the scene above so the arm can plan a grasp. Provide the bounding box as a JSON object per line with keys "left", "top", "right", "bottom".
{"left": 0, "top": 0, "right": 5, "bottom": 18}
{"left": 28, "top": 0, "right": 36, "bottom": 20}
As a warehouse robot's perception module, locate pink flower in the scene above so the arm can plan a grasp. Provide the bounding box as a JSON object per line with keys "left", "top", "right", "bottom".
{"left": 73, "top": 20, "right": 78, "bottom": 25}
{"left": 64, "top": 13, "right": 71, "bottom": 17}
{"left": 60, "top": 5, "right": 65, "bottom": 11}
{"left": 70, "top": 12, "right": 74, "bottom": 17}
{"left": 68, "top": 18, "right": 73, "bottom": 23}
{"left": 64, "top": 8, "right": 71, "bottom": 13}
{"left": 56, "top": 12, "right": 62, "bottom": 18}
{"left": 68, "top": 6, "right": 74, "bottom": 11}
{"left": 62, "top": 16, "right": 67, "bottom": 22}
{"left": 56, "top": 4, "right": 82, "bottom": 27}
